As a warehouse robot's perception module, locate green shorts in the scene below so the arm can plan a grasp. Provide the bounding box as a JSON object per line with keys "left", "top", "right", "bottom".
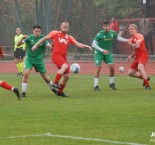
{"left": 94, "top": 52, "right": 114, "bottom": 66}
{"left": 24, "top": 58, "right": 46, "bottom": 74}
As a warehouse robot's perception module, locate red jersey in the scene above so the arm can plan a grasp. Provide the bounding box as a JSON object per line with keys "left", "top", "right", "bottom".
{"left": 47, "top": 31, "right": 77, "bottom": 56}
{"left": 129, "top": 33, "right": 148, "bottom": 59}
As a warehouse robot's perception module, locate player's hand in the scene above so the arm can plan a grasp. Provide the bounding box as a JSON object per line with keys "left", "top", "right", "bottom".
{"left": 32, "top": 45, "right": 37, "bottom": 51}
{"left": 22, "top": 35, "right": 28, "bottom": 39}
{"left": 85, "top": 45, "right": 92, "bottom": 51}
{"left": 127, "top": 55, "right": 132, "bottom": 62}
{"left": 103, "top": 50, "right": 109, "bottom": 55}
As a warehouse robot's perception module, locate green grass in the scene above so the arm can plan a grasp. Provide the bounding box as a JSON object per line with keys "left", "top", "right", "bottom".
{"left": 0, "top": 74, "right": 155, "bottom": 145}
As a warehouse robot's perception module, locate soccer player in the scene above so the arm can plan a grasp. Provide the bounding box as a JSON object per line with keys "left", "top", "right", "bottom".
{"left": 0, "top": 49, "right": 21, "bottom": 100}
{"left": 127, "top": 24, "right": 151, "bottom": 90}
{"left": 32, "top": 21, "right": 92, "bottom": 97}
{"left": 17, "top": 25, "right": 53, "bottom": 97}
{"left": 92, "top": 20, "right": 128, "bottom": 91}
{"left": 14, "top": 27, "right": 26, "bottom": 76}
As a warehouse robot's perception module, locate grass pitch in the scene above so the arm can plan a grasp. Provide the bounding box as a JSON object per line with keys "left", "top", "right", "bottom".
{"left": 0, "top": 74, "right": 155, "bottom": 145}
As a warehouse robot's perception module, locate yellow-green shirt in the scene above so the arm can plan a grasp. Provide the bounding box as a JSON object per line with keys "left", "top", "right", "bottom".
{"left": 14, "top": 34, "right": 26, "bottom": 51}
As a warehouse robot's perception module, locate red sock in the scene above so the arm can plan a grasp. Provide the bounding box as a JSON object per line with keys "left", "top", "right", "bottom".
{"left": 54, "top": 73, "right": 62, "bottom": 84}
{"left": 139, "top": 75, "right": 143, "bottom": 79}
{"left": 58, "top": 83, "right": 65, "bottom": 93}
{"left": 144, "top": 79, "right": 149, "bottom": 86}
{"left": 0, "top": 81, "right": 13, "bottom": 91}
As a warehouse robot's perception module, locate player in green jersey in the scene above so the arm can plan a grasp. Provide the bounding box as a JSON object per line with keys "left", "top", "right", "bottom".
{"left": 92, "top": 20, "right": 128, "bottom": 91}
{"left": 17, "top": 25, "right": 53, "bottom": 97}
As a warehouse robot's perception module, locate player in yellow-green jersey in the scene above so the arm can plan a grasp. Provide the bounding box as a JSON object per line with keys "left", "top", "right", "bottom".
{"left": 92, "top": 20, "right": 128, "bottom": 91}
{"left": 14, "top": 27, "right": 26, "bottom": 76}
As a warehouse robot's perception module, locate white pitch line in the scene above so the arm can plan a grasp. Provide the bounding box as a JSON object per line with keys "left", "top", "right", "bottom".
{"left": 0, "top": 133, "right": 147, "bottom": 145}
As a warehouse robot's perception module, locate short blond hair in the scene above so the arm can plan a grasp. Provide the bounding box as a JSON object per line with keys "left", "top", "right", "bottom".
{"left": 128, "top": 24, "right": 138, "bottom": 31}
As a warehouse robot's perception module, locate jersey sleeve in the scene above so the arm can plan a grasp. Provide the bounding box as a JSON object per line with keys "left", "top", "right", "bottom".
{"left": 47, "top": 30, "right": 59, "bottom": 39}
{"left": 94, "top": 32, "right": 101, "bottom": 42}
{"left": 24, "top": 36, "right": 30, "bottom": 43}
{"left": 113, "top": 31, "right": 117, "bottom": 39}
{"left": 69, "top": 36, "right": 77, "bottom": 45}
{"left": 137, "top": 34, "right": 144, "bottom": 42}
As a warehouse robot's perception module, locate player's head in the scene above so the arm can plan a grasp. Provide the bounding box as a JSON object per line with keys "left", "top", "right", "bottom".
{"left": 103, "top": 20, "right": 110, "bottom": 32}
{"left": 60, "top": 21, "right": 69, "bottom": 34}
{"left": 16, "top": 27, "right": 21, "bottom": 35}
{"left": 33, "top": 25, "right": 41, "bottom": 37}
{"left": 128, "top": 24, "right": 138, "bottom": 35}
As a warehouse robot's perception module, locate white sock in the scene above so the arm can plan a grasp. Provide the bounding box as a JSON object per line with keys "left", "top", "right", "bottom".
{"left": 94, "top": 78, "right": 99, "bottom": 87}
{"left": 22, "top": 83, "right": 28, "bottom": 93}
{"left": 48, "top": 81, "right": 53, "bottom": 87}
{"left": 110, "top": 77, "right": 115, "bottom": 84}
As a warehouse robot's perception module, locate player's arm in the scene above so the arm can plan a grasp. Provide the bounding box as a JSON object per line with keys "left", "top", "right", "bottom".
{"left": 92, "top": 40, "right": 109, "bottom": 55}
{"left": 75, "top": 42, "right": 92, "bottom": 51}
{"left": 17, "top": 35, "right": 28, "bottom": 46}
{"left": 127, "top": 51, "right": 135, "bottom": 62}
{"left": 46, "top": 42, "right": 53, "bottom": 50}
{"left": 116, "top": 36, "right": 128, "bottom": 42}
{"left": 0, "top": 45, "right": 4, "bottom": 57}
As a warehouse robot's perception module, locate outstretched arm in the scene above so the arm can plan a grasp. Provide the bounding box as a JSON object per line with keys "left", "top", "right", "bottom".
{"left": 75, "top": 42, "right": 92, "bottom": 51}
{"left": 32, "top": 36, "right": 49, "bottom": 51}
{"left": 116, "top": 36, "right": 128, "bottom": 42}
{"left": 127, "top": 51, "right": 135, "bottom": 62}
{"left": 17, "top": 35, "right": 27, "bottom": 46}
{"left": 92, "top": 40, "right": 109, "bottom": 55}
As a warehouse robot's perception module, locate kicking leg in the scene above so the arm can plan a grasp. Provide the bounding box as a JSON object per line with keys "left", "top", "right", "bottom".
{"left": 94, "top": 66, "right": 101, "bottom": 90}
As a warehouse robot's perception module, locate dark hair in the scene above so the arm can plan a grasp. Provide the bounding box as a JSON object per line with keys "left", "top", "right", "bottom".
{"left": 33, "top": 25, "right": 42, "bottom": 29}
{"left": 103, "top": 20, "right": 110, "bottom": 25}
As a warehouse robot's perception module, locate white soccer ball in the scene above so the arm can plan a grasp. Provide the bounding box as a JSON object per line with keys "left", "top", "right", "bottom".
{"left": 70, "top": 63, "right": 80, "bottom": 74}
{"left": 119, "top": 66, "right": 125, "bottom": 73}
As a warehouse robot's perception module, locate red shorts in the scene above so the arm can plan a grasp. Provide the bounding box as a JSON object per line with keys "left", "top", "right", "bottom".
{"left": 130, "top": 57, "right": 148, "bottom": 70}
{"left": 52, "top": 53, "right": 70, "bottom": 74}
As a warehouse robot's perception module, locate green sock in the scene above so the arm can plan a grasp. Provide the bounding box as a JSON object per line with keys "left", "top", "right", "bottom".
{"left": 19, "top": 62, "right": 24, "bottom": 74}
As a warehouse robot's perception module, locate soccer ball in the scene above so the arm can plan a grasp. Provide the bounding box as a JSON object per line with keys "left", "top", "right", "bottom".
{"left": 119, "top": 66, "right": 125, "bottom": 73}
{"left": 70, "top": 63, "right": 80, "bottom": 74}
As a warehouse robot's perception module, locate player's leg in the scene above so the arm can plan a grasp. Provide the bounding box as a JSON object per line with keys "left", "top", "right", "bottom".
{"left": 94, "top": 53, "right": 103, "bottom": 90}
{"left": 21, "top": 58, "right": 33, "bottom": 97}
{"left": 57, "top": 73, "right": 69, "bottom": 97}
{"left": 105, "top": 54, "right": 116, "bottom": 90}
{"left": 108, "top": 64, "right": 116, "bottom": 90}
{"left": 137, "top": 63, "right": 151, "bottom": 89}
{"left": 34, "top": 60, "right": 53, "bottom": 90}
{"left": 18, "top": 49, "right": 25, "bottom": 75}
{"left": 0, "top": 80, "right": 21, "bottom": 100}
{"left": 52, "top": 54, "right": 69, "bottom": 89}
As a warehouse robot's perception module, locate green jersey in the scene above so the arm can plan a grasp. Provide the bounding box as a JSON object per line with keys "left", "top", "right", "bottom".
{"left": 94, "top": 30, "right": 117, "bottom": 54}
{"left": 24, "top": 34, "right": 48, "bottom": 61}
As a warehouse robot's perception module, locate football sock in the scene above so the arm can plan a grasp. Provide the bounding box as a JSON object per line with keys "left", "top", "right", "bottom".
{"left": 20, "top": 62, "right": 24, "bottom": 74}
{"left": 144, "top": 79, "right": 149, "bottom": 86}
{"left": 22, "top": 83, "right": 28, "bottom": 93}
{"left": 58, "top": 83, "right": 65, "bottom": 93}
{"left": 54, "top": 73, "right": 62, "bottom": 84}
{"left": 94, "top": 78, "right": 99, "bottom": 87}
{"left": 110, "top": 77, "right": 115, "bottom": 84}
{"left": 48, "top": 81, "right": 53, "bottom": 87}
{"left": 16, "top": 63, "right": 20, "bottom": 73}
{"left": 0, "top": 81, "right": 13, "bottom": 91}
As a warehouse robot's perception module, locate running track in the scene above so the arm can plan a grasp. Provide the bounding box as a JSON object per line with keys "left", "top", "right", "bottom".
{"left": 0, "top": 61, "right": 155, "bottom": 75}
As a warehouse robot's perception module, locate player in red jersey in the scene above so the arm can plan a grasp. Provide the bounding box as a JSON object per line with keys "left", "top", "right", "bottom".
{"left": 127, "top": 24, "right": 151, "bottom": 90}
{"left": 32, "top": 21, "right": 92, "bottom": 97}
{"left": 0, "top": 47, "right": 21, "bottom": 100}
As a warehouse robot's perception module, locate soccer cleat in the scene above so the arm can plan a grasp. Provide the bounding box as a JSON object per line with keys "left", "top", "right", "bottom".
{"left": 94, "top": 86, "right": 100, "bottom": 91}
{"left": 145, "top": 86, "right": 151, "bottom": 90}
{"left": 143, "top": 77, "right": 150, "bottom": 86}
{"left": 51, "top": 87, "right": 57, "bottom": 95}
{"left": 57, "top": 92, "right": 69, "bottom": 97}
{"left": 109, "top": 83, "right": 117, "bottom": 90}
{"left": 13, "top": 88, "right": 21, "bottom": 100}
{"left": 21, "top": 92, "right": 26, "bottom": 97}
{"left": 51, "top": 83, "right": 61, "bottom": 89}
